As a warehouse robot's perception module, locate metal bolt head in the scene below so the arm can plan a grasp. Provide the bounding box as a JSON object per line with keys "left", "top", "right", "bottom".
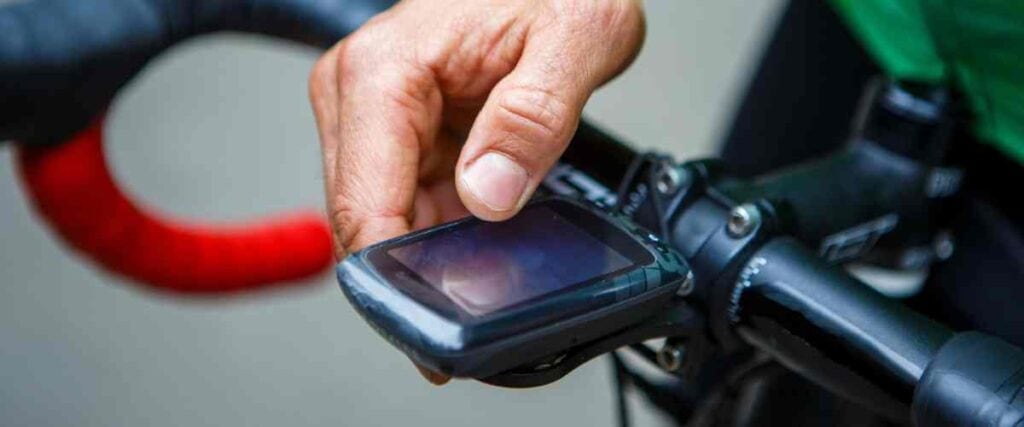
{"left": 676, "top": 271, "right": 695, "bottom": 297}
{"left": 933, "top": 231, "right": 955, "bottom": 261}
{"left": 657, "top": 344, "right": 686, "bottom": 372}
{"left": 727, "top": 204, "right": 761, "bottom": 238}
{"left": 655, "top": 163, "right": 686, "bottom": 195}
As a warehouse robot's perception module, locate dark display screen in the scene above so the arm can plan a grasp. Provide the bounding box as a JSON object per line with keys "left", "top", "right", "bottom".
{"left": 387, "top": 206, "right": 634, "bottom": 316}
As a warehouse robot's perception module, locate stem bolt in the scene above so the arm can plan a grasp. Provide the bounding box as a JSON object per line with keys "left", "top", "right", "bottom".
{"left": 727, "top": 203, "right": 761, "bottom": 238}
{"left": 657, "top": 343, "right": 686, "bottom": 372}
{"left": 677, "top": 271, "right": 695, "bottom": 296}
{"left": 655, "top": 163, "right": 686, "bottom": 195}
{"left": 933, "top": 231, "right": 955, "bottom": 260}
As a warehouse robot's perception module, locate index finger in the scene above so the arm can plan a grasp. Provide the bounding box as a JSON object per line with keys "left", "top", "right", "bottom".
{"left": 309, "top": 36, "right": 443, "bottom": 257}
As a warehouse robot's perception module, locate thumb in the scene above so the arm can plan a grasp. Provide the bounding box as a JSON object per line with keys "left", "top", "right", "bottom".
{"left": 455, "top": 3, "right": 644, "bottom": 222}
{"left": 454, "top": 50, "right": 596, "bottom": 221}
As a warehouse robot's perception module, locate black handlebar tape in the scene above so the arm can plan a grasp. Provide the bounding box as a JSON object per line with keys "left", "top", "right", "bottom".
{"left": 734, "top": 237, "right": 953, "bottom": 401}
{"left": 913, "top": 332, "right": 1024, "bottom": 426}
{"left": 0, "top": 0, "right": 396, "bottom": 144}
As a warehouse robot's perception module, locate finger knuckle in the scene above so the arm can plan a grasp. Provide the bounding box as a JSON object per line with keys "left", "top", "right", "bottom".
{"left": 596, "top": 0, "right": 643, "bottom": 31}
{"left": 335, "top": 27, "right": 390, "bottom": 77}
{"left": 330, "top": 204, "right": 389, "bottom": 254}
{"left": 308, "top": 52, "right": 335, "bottom": 94}
{"left": 335, "top": 28, "right": 435, "bottom": 109}
{"left": 329, "top": 203, "right": 409, "bottom": 254}
{"left": 486, "top": 87, "right": 575, "bottom": 168}
{"left": 329, "top": 206, "right": 362, "bottom": 254}
{"left": 548, "top": 0, "right": 642, "bottom": 37}
{"left": 334, "top": 42, "right": 368, "bottom": 77}
{"left": 494, "top": 86, "right": 572, "bottom": 143}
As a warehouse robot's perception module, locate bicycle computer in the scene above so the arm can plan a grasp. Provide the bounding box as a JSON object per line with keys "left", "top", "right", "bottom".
{"left": 337, "top": 196, "right": 689, "bottom": 379}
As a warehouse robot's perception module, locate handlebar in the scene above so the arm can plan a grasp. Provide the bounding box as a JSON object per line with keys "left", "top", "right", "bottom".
{"left": 588, "top": 80, "right": 1024, "bottom": 424}
{"left": 554, "top": 81, "right": 1024, "bottom": 424}
{"left": 732, "top": 236, "right": 1024, "bottom": 425}
{"left": 735, "top": 238, "right": 1024, "bottom": 426}
{"left": 17, "top": 119, "right": 334, "bottom": 293}
{"left": 735, "top": 237, "right": 950, "bottom": 400}
{"left": 3, "top": 0, "right": 393, "bottom": 292}
{"left": 1, "top": 0, "right": 394, "bottom": 143}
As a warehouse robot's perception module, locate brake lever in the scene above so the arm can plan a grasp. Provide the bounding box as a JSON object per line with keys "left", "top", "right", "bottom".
{"left": 480, "top": 298, "right": 706, "bottom": 388}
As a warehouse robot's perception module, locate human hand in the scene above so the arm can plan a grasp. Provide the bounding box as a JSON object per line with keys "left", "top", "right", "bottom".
{"left": 309, "top": 0, "right": 645, "bottom": 383}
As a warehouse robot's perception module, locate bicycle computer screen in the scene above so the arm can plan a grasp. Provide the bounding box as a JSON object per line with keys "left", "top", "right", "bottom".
{"left": 385, "top": 203, "right": 642, "bottom": 316}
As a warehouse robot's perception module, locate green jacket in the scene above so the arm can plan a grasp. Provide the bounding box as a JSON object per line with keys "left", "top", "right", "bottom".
{"left": 830, "top": 0, "right": 1024, "bottom": 164}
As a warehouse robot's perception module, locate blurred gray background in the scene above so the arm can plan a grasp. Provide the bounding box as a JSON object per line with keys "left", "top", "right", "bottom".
{"left": 0, "top": 2, "right": 782, "bottom": 426}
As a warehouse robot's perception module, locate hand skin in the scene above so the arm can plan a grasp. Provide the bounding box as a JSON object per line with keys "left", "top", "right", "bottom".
{"left": 309, "top": 0, "right": 645, "bottom": 384}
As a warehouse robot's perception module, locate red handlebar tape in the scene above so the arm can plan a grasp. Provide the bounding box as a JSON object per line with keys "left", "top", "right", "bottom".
{"left": 16, "top": 118, "right": 334, "bottom": 294}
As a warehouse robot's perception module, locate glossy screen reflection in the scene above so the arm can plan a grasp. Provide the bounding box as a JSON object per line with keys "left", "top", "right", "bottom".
{"left": 387, "top": 207, "right": 633, "bottom": 316}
